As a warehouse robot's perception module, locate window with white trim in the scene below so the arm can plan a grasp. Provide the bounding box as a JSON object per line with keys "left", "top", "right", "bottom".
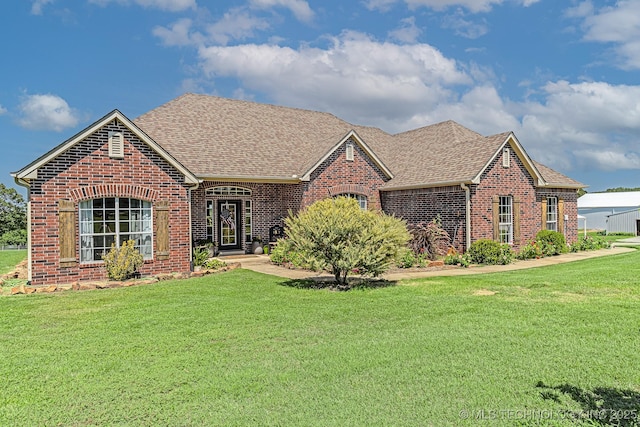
{"left": 546, "top": 197, "right": 558, "bottom": 231}
{"left": 79, "top": 198, "right": 152, "bottom": 262}
{"left": 498, "top": 196, "right": 513, "bottom": 244}
{"left": 206, "top": 186, "right": 252, "bottom": 196}
{"left": 337, "top": 193, "right": 367, "bottom": 210}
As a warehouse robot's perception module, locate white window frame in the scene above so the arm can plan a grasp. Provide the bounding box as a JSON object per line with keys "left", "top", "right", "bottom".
{"left": 79, "top": 197, "right": 152, "bottom": 263}
{"left": 498, "top": 196, "right": 513, "bottom": 244}
{"left": 546, "top": 196, "right": 558, "bottom": 231}
{"left": 206, "top": 186, "right": 252, "bottom": 196}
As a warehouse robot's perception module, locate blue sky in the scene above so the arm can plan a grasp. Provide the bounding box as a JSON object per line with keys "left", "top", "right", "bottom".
{"left": 2, "top": 0, "right": 639, "bottom": 193}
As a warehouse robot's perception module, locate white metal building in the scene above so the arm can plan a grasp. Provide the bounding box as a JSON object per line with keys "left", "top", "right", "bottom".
{"left": 577, "top": 191, "right": 640, "bottom": 230}
{"left": 607, "top": 209, "right": 640, "bottom": 235}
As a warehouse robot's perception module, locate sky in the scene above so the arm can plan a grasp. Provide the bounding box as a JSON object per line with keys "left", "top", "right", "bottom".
{"left": 1, "top": 0, "right": 639, "bottom": 194}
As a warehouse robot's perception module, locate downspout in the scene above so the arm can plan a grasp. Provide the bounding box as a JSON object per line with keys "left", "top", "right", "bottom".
{"left": 460, "top": 183, "right": 471, "bottom": 251}
{"left": 13, "top": 177, "right": 32, "bottom": 283}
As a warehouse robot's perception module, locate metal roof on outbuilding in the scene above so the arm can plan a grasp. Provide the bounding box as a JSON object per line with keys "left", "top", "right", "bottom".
{"left": 578, "top": 191, "right": 640, "bottom": 209}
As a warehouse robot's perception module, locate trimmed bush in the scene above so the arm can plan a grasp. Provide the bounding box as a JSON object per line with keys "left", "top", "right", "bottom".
{"left": 570, "top": 235, "right": 611, "bottom": 252}
{"left": 467, "top": 239, "right": 514, "bottom": 265}
{"left": 102, "top": 240, "right": 144, "bottom": 281}
{"left": 535, "top": 230, "right": 567, "bottom": 255}
{"left": 284, "top": 197, "right": 410, "bottom": 286}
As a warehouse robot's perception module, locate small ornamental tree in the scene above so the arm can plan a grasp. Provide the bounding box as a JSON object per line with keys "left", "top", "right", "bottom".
{"left": 284, "top": 197, "right": 410, "bottom": 287}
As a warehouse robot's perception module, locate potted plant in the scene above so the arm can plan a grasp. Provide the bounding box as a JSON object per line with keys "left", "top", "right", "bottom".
{"left": 251, "top": 237, "right": 263, "bottom": 254}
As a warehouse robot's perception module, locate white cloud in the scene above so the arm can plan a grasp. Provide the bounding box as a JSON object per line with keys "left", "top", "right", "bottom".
{"left": 441, "top": 9, "right": 488, "bottom": 38}
{"left": 366, "top": 0, "right": 540, "bottom": 13}
{"left": 88, "top": 0, "right": 196, "bottom": 12}
{"left": 153, "top": 18, "right": 197, "bottom": 46}
{"left": 573, "top": 0, "right": 640, "bottom": 69}
{"left": 516, "top": 80, "right": 640, "bottom": 171}
{"left": 0, "top": 104, "right": 7, "bottom": 115}
{"left": 206, "top": 8, "right": 271, "bottom": 45}
{"left": 17, "top": 94, "right": 80, "bottom": 132}
{"left": 196, "top": 31, "right": 471, "bottom": 124}
{"left": 388, "top": 17, "right": 422, "bottom": 43}
{"left": 249, "top": 0, "right": 314, "bottom": 22}
{"left": 31, "top": 0, "right": 54, "bottom": 15}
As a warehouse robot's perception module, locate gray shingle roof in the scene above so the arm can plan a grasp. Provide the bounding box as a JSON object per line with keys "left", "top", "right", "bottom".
{"left": 134, "top": 93, "right": 583, "bottom": 189}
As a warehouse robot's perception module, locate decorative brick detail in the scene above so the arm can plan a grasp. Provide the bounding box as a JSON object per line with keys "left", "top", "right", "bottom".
{"left": 28, "top": 119, "right": 193, "bottom": 285}
{"left": 67, "top": 184, "right": 159, "bottom": 202}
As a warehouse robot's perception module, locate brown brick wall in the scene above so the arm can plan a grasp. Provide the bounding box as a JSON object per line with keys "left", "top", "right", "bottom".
{"left": 191, "top": 139, "right": 389, "bottom": 250}
{"left": 381, "top": 186, "right": 467, "bottom": 251}
{"left": 301, "top": 140, "right": 388, "bottom": 210}
{"left": 28, "top": 119, "right": 193, "bottom": 285}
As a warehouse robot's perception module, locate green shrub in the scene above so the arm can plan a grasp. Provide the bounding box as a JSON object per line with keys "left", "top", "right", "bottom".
{"left": 193, "top": 247, "right": 209, "bottom": 267}
{"left": 397, "top": 249, "right": 416, "bottom": 268}
{"left": 535, "top": 230, "right": 567, "bottom": 255}
{"left": 467, "top": 239, "right": 513, "bottom": 265}
{"left": 102, "top": 240, "right": 144, "bottom": 281}
{"left": 444, "top": 253, "right": 471, "bottom": 267}
{"left": 269, "top": 239, "right": 317, "bottom": 270}
{"left": 203, "top": 258, "right": 226, "bottom": 270}
{"left": 284, "top": 197, "right": 410, "bottom": 286}
{"left": 570, "top": 235, "right": 611, "bottom": 252}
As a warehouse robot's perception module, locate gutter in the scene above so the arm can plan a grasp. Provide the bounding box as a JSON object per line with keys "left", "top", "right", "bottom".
{"left": 460, "top": 183, "right": 471, "bottom": 251}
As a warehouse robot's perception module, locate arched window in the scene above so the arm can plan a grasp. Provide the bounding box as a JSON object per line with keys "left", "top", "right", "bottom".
{"left": 79, "top": 198, "right": 152, "bottom": 262}
{"left": 206, "top": 186, "right": 252, "bottom": 196}
{"left": 336, "top": 193, "right": 367, "bottom": 210}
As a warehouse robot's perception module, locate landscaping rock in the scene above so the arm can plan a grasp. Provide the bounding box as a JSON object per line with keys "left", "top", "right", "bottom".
{"left": 428, "top": 260, "right": 445, "bottom": 268}
{"left": 78, "top": 283, "right": 96, "bottom": 291}
{"left": 11, "top": 285, "right": 26, "bottom": 295}
{"left": 35, "top": 285, "right": 58, "bottom": 293}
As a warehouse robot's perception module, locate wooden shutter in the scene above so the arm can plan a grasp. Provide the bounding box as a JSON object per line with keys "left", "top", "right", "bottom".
{"left": 59, "top": 200, "right": 77, "bottom": 267}
{"left": 558, "top": 198, "right": 565, "bottom": 235}
{"left": 492, "top": 195, "right": 499, "bottom": 241}
{"left": 541, "top": 198, "right": 547, "bottom": 230}
{"left": 513, "top": 197, "right": 521, "bottom": 243}
{"left": 155, "top": 201, "right": 170, "bottom": 260}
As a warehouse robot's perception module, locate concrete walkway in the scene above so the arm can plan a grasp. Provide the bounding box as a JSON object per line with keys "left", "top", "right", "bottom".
{"left": 219, "top": 246, "right": 636, "bottom": 281}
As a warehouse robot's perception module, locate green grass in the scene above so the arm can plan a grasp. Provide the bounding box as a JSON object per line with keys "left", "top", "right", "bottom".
{"left": 1, "top": 251, "right": 639, "bottom": 426}
{"left": 0, "top": 250, "right": 26, "bottom": 275}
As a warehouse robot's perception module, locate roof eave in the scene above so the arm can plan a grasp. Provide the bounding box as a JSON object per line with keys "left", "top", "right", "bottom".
{"left": 198, "top": 175, "right": 302, "bottom": 184}
{"left": 380, "top": 180, "right": 473, "bottom": 192}
{"left": 12, "top": 110, "right": 200, "bottom": 187}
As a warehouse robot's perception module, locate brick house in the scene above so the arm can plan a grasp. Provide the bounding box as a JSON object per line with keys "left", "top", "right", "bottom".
{"left": 12, "top": 93, "right": 583, "bottom": 285}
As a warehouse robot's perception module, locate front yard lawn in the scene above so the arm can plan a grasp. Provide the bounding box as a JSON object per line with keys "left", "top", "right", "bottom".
{"left": 1, "top": 250, "right": 639, "bottom": 425}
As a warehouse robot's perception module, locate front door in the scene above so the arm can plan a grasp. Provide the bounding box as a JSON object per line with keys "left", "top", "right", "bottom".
{"left": 217, "top": 200, "right": 242, "bottom": 250}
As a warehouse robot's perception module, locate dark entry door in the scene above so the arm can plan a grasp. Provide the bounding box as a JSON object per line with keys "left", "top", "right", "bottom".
{"left": 217, "top": 200, "right": 242, "bottom": 250}
{"left": 636, "top": 219, "right": 640, "bottom": 236}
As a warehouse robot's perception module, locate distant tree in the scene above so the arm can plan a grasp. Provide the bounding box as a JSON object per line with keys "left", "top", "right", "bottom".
{"left": 285, "top": 197, "right": 410, "bottom": 287}
{"left": 0, "top": 184, "right": 27, "bottom": 237}
{"left": 577, "top": 188, "right": 587, "bottom": 197}
{"left": 602, "top": 187, "right": 640, "bottom": 193}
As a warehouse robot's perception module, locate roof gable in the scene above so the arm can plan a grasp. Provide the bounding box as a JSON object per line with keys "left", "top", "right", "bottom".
{"left": 12, "top": 110, "right": 199, "bottom": 186}
{"left": 300, "top": 130, "right": 393, "bottom": 181}
{"left": 472, "top": 132, "right": 545, "bottom": 186}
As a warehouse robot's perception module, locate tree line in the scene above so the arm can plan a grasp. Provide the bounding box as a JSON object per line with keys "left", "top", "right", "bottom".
{"left": 0, "top": 184, "right": 27, "bottom": 246}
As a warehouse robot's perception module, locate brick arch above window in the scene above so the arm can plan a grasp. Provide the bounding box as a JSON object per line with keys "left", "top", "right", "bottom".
{"left": 327, "top": 184, "right": 370, "bottom": 198}
{"left": 67, "top": 184, "right": 160, "bottom": 203}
